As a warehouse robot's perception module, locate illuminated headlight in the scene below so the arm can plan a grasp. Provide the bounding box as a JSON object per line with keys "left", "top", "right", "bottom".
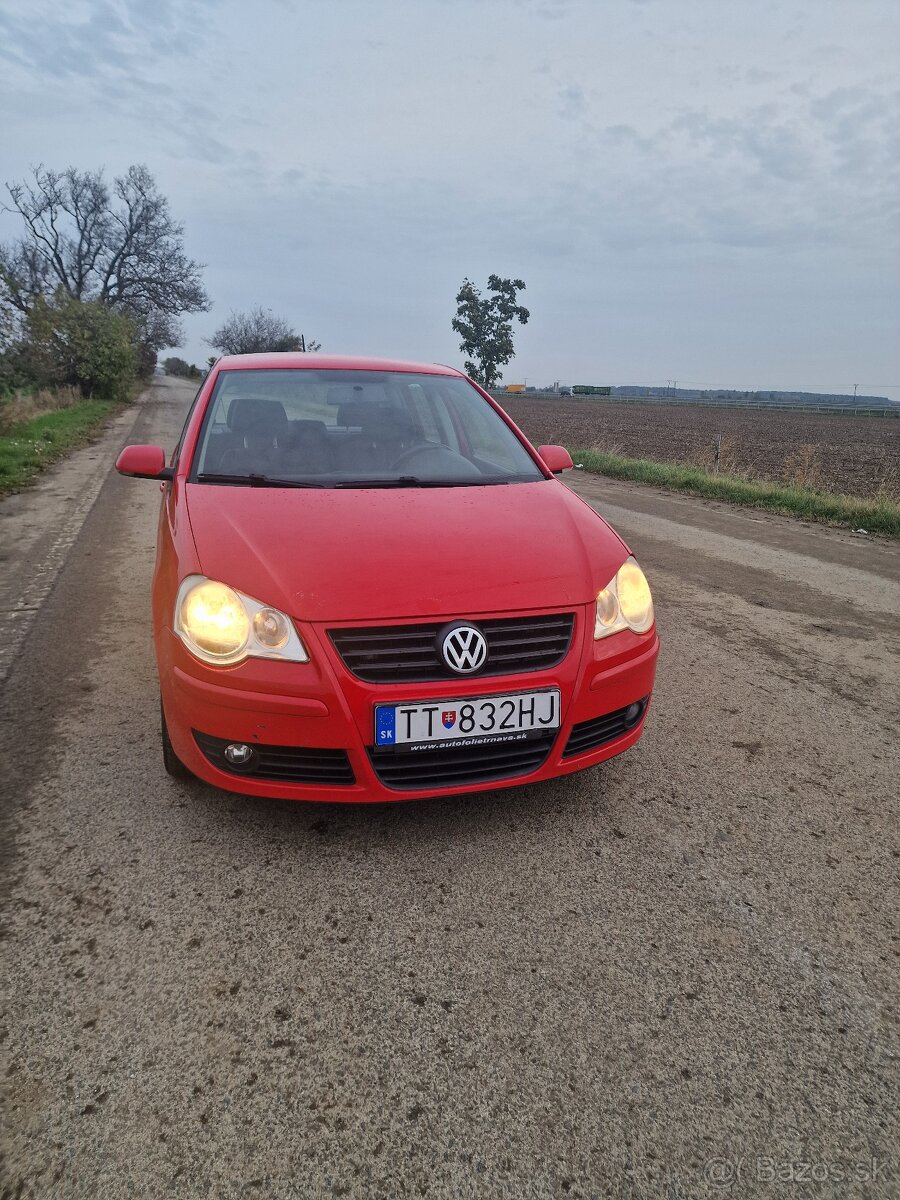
{"left": 174, "top": 576, "right": 309, "bottom": 666}
{"left": 594, "top": 556, "right": 655, "bottom": 639}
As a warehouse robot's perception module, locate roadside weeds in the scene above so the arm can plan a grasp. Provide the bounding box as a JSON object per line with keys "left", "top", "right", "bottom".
{"left": 0, "top": 383, "right": 143, "bottom": 497}
{"left": 573, "top": 448, "right": 900, "bottom": 539}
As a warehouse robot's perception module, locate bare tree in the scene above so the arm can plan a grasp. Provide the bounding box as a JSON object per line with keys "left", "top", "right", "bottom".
{"left": 0, "top": 164, "right": 209, "bottom": 352}
{"left": 208, "top": 306, "right": 320, "bottom": 356}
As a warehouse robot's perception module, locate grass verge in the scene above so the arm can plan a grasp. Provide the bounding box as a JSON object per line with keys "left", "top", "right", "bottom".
{"left": 0, "top": 398, "right": 119, "bottom": 496}
{"left": 572, "top": 448, "right": 900, "bottom": 539}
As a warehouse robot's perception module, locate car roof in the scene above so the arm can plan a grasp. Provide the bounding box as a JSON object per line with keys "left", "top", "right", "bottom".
{"left": 213, "top": 353, "right": 465, "bottom": 376}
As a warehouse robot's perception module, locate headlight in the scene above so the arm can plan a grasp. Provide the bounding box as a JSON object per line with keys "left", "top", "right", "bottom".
{"left": 252, "top": 608, "right": 291, "bottom": 650}
{"left": 179, "top": 579, "right": 249, "bottom": 657}
{"left": 616, "top": 558, "right": 654, "bottom": 633}
{"left": 174, "top": 576, "right": 309, "bottom": 665}
{"left": 594, "top": 556, "right": 654, "bottom": 639}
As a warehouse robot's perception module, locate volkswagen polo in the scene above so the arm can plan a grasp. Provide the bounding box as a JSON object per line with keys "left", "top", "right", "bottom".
{"left": 116, "top": 355, "right": 659, "bottom": 802}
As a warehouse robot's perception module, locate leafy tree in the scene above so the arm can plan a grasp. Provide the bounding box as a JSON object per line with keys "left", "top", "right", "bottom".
{"left": 452, "top": 275, "right": 529, "bottom": 389}
{"left": 162, "top": 356, "right": 202, "bottom": 379}
{"left": 208, "top": 306, "right": 321, "bottom": 356}
{"left": 22, "top": 292, "right": 137, "bottom": 399}
{"left": 0, "top": 164, "right": 209, "bottom": 362}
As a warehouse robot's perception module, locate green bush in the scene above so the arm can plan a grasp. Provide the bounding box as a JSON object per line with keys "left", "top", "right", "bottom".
{"left": 21, "top": 294, "right": 137, "bottom": 400}
{"left": 162, "top": 356, "right": 202, "bottom": 379}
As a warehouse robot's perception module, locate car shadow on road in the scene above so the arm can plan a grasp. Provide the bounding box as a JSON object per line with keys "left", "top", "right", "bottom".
{"left": 166, "top": 762, "right": 615, "bottom": 854}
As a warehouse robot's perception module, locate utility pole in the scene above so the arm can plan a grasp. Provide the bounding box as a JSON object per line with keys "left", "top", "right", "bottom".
{"left": 853, "top": 383, "right": 858, "bottom": 398}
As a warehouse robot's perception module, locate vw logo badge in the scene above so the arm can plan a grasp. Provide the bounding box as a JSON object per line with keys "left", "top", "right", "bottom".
{"left": 440, "top": 623, "right": 488, "bottom": 674}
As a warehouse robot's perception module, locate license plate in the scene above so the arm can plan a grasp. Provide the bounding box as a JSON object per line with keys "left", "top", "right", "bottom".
{"left": 374, "top": 689, "right": 560, "bottom": 752}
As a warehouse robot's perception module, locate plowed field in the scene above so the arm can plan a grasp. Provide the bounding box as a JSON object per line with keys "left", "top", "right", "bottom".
{"left": 499, "top": 397, "right": 900, "bottom": 499}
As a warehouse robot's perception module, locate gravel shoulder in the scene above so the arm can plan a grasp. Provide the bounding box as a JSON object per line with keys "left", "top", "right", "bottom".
{"left": 1, "top": 385, "right": 897, "bottom": 1199}
{"left": 0, "top": 379, "right": 186, "bottom": 685}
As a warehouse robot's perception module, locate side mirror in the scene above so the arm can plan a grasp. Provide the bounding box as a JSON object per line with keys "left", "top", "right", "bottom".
{"left": 537, "top": 445, "right": 574, "bottom": 474}
{"left": 116, "top": 445, "right": 173, "bottom": 480}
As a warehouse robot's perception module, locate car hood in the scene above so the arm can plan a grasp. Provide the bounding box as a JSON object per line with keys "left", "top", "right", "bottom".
{"left": 184, "top": 480, "right": 627, "bottom": 622}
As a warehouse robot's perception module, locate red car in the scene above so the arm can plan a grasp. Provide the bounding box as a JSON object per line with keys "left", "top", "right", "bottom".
{"left": 117, "top": 355, "right": 658, "bottom": 803}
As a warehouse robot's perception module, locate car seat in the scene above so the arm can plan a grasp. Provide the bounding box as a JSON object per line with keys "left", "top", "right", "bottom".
{"left": 282, "top": 419, "right": 334, "bottom": 474}
{"left": 218, "top": 398, "right": 290, "bottom": 474}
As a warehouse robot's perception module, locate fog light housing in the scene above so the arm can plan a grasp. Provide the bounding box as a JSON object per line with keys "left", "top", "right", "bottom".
{"left": 624, "top": 702, "right": 643, "bottom": 726}
{"left": 224, "top": 742, "right": 255, "bottom": 769}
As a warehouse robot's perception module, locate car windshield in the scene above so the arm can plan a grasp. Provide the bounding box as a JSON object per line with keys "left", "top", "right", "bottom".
{"left": 191, "top": 369, "right": 545, "bottom": 487}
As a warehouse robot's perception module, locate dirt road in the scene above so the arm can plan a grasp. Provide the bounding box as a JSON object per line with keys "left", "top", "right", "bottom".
{"left": 2, "top": 377, "right": 897, "bottom": 1198}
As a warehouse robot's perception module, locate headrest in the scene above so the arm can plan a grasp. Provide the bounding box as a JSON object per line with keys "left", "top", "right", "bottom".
{"left": 228, "top": 398, "right": 289, "bottom": 436}
{"left": 362, "top": 402, "right": 413, "bottom": 432}
{"left": 285, "top": 419, "right": 328, "bottom": 446}
{"left": 336, "top": 402, "right": 367, "bottom": 427}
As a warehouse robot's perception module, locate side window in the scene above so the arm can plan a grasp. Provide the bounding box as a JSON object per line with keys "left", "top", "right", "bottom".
{"left": 171, "top": 387, "right": 204, "bottom": 467}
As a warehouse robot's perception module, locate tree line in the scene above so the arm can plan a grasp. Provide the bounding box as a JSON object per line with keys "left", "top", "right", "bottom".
{"left": 1, "top": 162, "right": 529, "bottom": 400}
{"left": 0, "top": 165, "right": 208, "bottom": 398}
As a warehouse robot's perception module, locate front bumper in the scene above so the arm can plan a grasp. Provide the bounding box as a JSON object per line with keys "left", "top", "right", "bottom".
{"left": 158, "top": 605, "right": 659, "bottom": 803}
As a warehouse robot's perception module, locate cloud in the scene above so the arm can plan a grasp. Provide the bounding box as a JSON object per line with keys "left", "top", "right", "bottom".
{"left": 512, "top": 0, "right": 573, "bottom": 18}
{"left": 0, "top": 0, "right": 247, "bottom": 167}
{"left": 0, "top": 0, "right": 214, "bottom": 78}
{"left": 574, "top": 79, "right": 900, "bottom": 255}
{"left": 1, "top": 0, "right": 897, "bottom": 396}
{"left": 557, "top": 84, "right": 587, "bottom": 119}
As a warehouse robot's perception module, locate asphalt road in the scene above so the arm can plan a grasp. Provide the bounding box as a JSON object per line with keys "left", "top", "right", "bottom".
{"left": 2, "top": 377, "right": 898, "bottom": 1199}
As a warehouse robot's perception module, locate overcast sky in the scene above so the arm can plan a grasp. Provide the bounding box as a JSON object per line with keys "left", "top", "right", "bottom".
{"left": 2, "top": 0, "right": 898, "bottom": 399}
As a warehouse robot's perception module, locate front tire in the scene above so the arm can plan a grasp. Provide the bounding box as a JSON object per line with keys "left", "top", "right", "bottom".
{"left": 161, "top": 697, "right": 193, "bottom": 779}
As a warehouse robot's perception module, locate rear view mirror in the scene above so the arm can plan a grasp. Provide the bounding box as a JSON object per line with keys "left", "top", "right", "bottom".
{"left": 116, "top": 445, "right": 173, "bottom": 480}
{"left": 537, "top": 445, "right": 574, "bottom": 474}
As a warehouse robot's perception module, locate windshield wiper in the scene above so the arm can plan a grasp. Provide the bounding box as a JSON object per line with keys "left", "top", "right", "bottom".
{"left": 196, "top": 472, "right": 327, "bottom": 488}
{"left": 333, "top": 476, "right": 437, "bottom": 489}
{"left": 196, "top": 472, "right": 517, "bottom": 490}
{"left": 332, "top": 477, "right": 512, "bottom": 489}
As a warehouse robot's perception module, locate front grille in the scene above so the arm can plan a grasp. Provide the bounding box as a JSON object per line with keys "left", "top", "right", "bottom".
{"left": 329, "top": 613, "right": 576, "bottom": 684}
{"left": 193, "top": 731, "right": 355, "bottom": 785}
{"left": 562, "top": 697, "right": 648, "bottom": 758}
{"left": 368, "top": 730, "right": 556, "bottom": 791}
